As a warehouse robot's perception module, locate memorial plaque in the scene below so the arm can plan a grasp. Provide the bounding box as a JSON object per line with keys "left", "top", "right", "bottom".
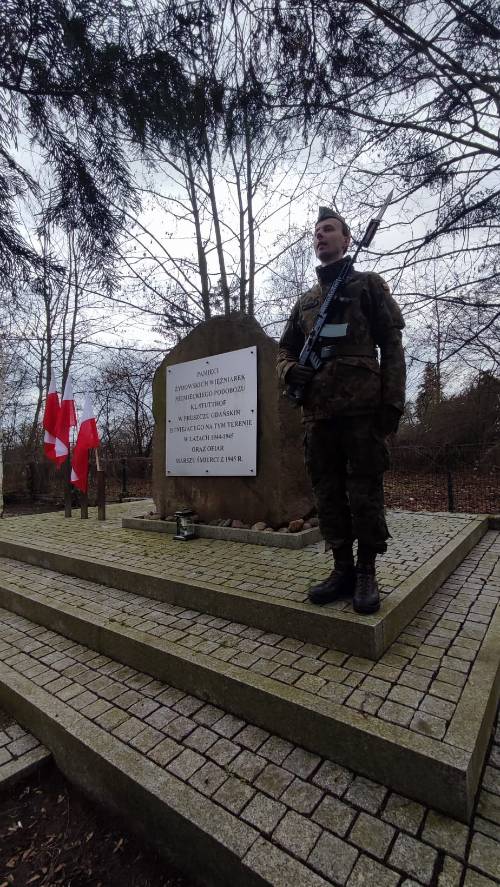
{"left": 166, "top": 346, "right": 257, "bottom": 476}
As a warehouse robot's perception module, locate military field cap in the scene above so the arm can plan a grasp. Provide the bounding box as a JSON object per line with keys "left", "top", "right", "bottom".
{"left": 316, "top": 206, "right": 350, "bottom": 235}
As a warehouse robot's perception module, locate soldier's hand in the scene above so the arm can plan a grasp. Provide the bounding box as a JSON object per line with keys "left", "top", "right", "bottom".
{"left": 376, "top": 405, "right": 402, "bottom": 436}
{"left": 286, "top": 363, "right": 316, "bottom": 386}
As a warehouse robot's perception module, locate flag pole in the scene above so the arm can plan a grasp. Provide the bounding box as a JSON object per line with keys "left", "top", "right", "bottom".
{"left": 80, "top": 486, "right": 88, "bottom": 519}
{"left": 95, "top": 448, "right": 106, "bottom": 521}
{"left": 64, "top": 449, "right": 72, "bottom": 518}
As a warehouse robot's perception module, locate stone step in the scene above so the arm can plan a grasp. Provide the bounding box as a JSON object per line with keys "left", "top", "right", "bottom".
{"left": 0, "top": 709, "right": 51, "bottom": 789}
{"left": 0, "top": 610, "right": 331, "bottom": 887}
{"left": 0, "top": 508, "right": 488, "bottom": 658}
{"left": 0, "top": 530, "right": 498, "bottom": 821}
{"left": 1, "top": 607, "right": 500, "bottom": 887}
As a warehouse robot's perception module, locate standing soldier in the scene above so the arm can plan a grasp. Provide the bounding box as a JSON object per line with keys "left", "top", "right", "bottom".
{"left": 277, "top": 207, "right": 406, "bottom": 614}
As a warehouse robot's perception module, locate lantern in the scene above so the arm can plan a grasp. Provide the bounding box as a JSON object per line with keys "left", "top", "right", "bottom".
{"left": 174, "top": 508, "right": 196, "bottom": 541}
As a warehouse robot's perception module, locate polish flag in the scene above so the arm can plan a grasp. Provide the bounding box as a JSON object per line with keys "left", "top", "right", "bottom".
{"left": 54, "top": 377, "right": 78, "bottom": 465}
{"left": 71, "top": 394, "right": 100, "bottom": 493}
{"left": 42, "top": 376, "right": 60, "bottom": 462}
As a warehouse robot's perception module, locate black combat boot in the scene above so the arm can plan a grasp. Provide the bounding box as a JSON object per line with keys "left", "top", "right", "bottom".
{"left": 353, "top": 564, "right": 380, "bottom": 614}
{"left": 308, "top": 562, "right": 356, "bottom": 605}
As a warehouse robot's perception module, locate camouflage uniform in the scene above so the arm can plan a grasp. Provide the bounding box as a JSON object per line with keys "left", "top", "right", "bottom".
{"left": 277, "top": 261, "right": 405, "bottom": 555}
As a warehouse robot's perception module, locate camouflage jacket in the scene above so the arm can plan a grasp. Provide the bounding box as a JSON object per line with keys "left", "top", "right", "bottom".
{"left": 277, "top": 266, "right": 406, "bottom": 423}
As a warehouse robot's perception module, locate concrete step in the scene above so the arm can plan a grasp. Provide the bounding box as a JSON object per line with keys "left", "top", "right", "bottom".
{"left": 0, "top": 530, "right": 498, "bottom": 821}
{"left": 0, "top": 508, "right": 488, "bottom": 658}
{"left": 1, "top": 608, "right": 500, "bottom": 887}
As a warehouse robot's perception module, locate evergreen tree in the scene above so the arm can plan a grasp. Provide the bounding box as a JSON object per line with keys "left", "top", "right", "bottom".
{"left": 0, "top": 0, "right": 223, "bottom": 281}
{"left": 415, "top": 362, "right": 442, "bottom": 424}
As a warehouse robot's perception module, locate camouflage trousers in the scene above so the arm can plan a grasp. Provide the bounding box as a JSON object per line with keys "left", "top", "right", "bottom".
{"left": 304, "top": 416, "right": 390, "bottom": 554}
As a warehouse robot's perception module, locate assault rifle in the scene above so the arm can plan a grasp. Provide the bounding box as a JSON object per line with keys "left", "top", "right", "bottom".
{"left": 286, "top": 191, "right": 393, "bottom": 405}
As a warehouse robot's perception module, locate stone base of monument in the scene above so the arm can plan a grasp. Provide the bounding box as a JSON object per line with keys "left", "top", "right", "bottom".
{"left": 122, "top": 513, "right": 322, "bottom": 549}
{"left": 0, "top": 503, "right": 498, "bottom": 887}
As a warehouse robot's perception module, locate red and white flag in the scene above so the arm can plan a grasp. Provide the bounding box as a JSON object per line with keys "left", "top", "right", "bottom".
{"left": 54, "top": 377, "right": 78, "bottom": 465}
{"left": 71, "top": 394, "right": 100, "bottom": 493}
{"left": 42, "top": 376, "right": 60, "bottom": 462}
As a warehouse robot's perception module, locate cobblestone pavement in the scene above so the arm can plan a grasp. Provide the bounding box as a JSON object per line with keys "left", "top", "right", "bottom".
{"left": 0, "top": 530, "right": 498, "bottom": 745}
{"left": 0, "top": 600, "right": 499, "bottom": 886}
{"left": 0, "top": 504, "right": 483, "bottom": 607}
{"left": 0, "top": 709, "right": 50, "bottom": 787}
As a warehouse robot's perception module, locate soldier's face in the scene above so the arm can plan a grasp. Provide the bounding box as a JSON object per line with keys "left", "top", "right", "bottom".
{"left": 314, "top": 219, "right": 350, "bottom": 265}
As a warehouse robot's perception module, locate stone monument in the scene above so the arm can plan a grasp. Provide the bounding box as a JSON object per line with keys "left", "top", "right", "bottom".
{"left": 152, "top": 313, "right": 313, "bottom": 525}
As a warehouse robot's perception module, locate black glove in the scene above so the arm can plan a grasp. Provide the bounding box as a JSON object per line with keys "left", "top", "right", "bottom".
{"left": 376, "top": 405, "right": 402, "bottom": 436}
{"left": 286, "top": 363, "right": 316, "bottom": 387}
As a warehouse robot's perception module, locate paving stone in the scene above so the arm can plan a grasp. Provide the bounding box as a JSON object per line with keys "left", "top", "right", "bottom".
{"left": 272, "top": 810, "right": 321, "bottom": 860}
{"left": 241, "top": 792, "right": 286, "bottom": 835}
{"left": 430, "top": 680, "right": 462, "bottom": 703}
{"left": 474, "top": 816, "right": 500, "bottom": 842}
{"left": 112, "top": 716, "right": 145, "bottom": 742}
{"left": 382, "top": 793, "right": 426, "bottom": 835}
{"left": 7, "top": 734, "right": 39, "bottom": 756}
{"left": 280, "top": 777, "right": 323, "bottom": 814}
{"left": 468, "top": 831, "right": 500, "bottom": 880}
{"left": 243, "top": 835, "right": 331, "bottom": 887}
{"left": 80, "top": 698, "right": 113, "bottom": 720}
{"left": 419, "top": 695, "right": 456, "bottom": 720}
{"left": 282, "top": 747, "right": 320, "bottom": 779}
{"left": 213, "top": 713, "right": 246, "bottom": 738}
{"left": 259, "top": 735, "right": 294, "bottom": 765}
{"left": 128, "top": 698, "right": 159, "bottom": 719}
{"left": 255, "top": 763, "right": 294, "bottom": 799}
{"left": 347, "top": 854, "right": 400, "bottom": 887}
{"left": 188, "top": 761, "right": 227, "bottom": 797}
{"left": 207, "top": 737, "right": 240, "bottom": 766}
{"left": 388, "top": 685, "right": 424, "bottom": 709}
{"left": 193, "top": 703, "right": 224, "bottom": 727}
{"left": 155, "top": 687, "right": 184, "bottom": 707}
{"left": 145, "top": 705, "right": 177, "bottom": 729}
{"left": 164, "top": 716, "right": 196, "bottom": 741}
{"left": 378, "top": 700, "right": 414, "bottom": 727}
{"left": 389, "top": 833, "right": 438, "bottom": 883}
{"left": 345, "top": 776, "right": 388, "bottom": 814}
{"left": 313, "top": 761, "right": 354, "bottom": 796}
{"left": 483, "top": 766, "right": 500, "bottom": 797}
{"left": 437, "top": 855, "right": 463, "bottom": 887}
{"left": 234, "top": 725, "right": 269, "bottom": 751}
{"left": 229, "top": 750, "right": 266, "bottom": 782}
{"left": 477, "top": 789, "right": 500, "bottom": 826}
{"left": 463, "top": 870, "right": 499, "bottom": 886}
{"left": 346, "top": 689, "right": 382, "bottom": 715}
{"left": 0, "top": 747, "right": 12, "bottom": 765}
{"left": 313, "top": 795, "right": 356, "bottom": 838}
{"left": 167, "top": 748, "right": 205, "bottom": 781}
{"left": 309, "top": 830, "right": 359, "bottom": 885}
{"left": 95, "top": 706, "right": 129, "bottom": 731}
{"left": 422, "top": 810, "right": 469, "bottom": 857}
{"left": 183, "top": 726, "right": 218, "bottom": 753}
{"left": 129, "top": 726, "right": 164, "bottom": 753}
{"left": 213, "top": 776, "right": 256, "bottom": 815}
{"left": 360, "top": 676, "right": 392, "bottom": 698}
{"left": 70, "top": 690, "right": 98, "bottom": 711}
{"left": 148, "top": 737, "right": 182, "bottom": 766}
{"left": 410, "top": 710, "right": 447, "bottom": 739}
{"left": 349, "top": 811, "right": 396, "bottom": 859}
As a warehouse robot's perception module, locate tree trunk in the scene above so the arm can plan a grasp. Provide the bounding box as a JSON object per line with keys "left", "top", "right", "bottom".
{"left": 244, "top": 114, "right": 256, "bottom": 317}
{"left": 229, "top": 142, "right": 247, "bottom": 313}
{"left": 185, "top": 148, "right": 212, "bottom": 320}
{"left": 203, "top": 133, "right": 231, "bottom": 315}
